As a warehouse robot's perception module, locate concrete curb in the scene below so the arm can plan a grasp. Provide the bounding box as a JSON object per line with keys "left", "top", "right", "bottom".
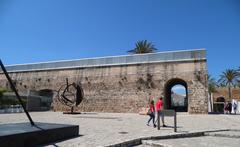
{"left": 206, "top": 129, "right": 240, "bottom": 138}
{"left": 106, "top": 129, "right": 230, "bottom": 147}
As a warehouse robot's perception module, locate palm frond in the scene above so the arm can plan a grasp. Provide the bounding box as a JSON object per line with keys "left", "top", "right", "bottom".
{"left": 208, "top": 75, "right": 217, "bottom": 93}
{"left": 127, "top": 40, "right": 157, "bottom": 54}
{"left": 218, "top": 69, "right": 240, "bottom": 98}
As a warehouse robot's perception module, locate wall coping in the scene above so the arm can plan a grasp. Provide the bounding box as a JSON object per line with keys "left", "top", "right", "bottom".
{"left": 2, "top": 49, "right": 206, "bottom": 73}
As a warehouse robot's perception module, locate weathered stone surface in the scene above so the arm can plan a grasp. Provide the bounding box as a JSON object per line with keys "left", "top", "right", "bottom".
{"left": 213, "top": 87, "right": 240, "bottom": 102}
{"left": 1, "top": 112, "right": 240, "bottom": 146}
{"left": 0, "top": 59, "right": 208, "bottom": 114}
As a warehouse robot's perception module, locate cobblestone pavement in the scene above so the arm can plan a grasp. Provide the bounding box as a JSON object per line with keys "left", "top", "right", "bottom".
{"left": 0, "top": 112, "right": 240, "bottom": 147}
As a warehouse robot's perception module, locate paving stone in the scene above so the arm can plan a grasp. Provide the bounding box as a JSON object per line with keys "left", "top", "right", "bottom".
{"left": 0, "top": 112, "right": 239, "bottom": 146}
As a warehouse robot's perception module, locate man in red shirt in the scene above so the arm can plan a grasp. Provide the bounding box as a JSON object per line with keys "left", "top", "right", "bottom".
{"left": 155, "top": 97, "right": 166, "bottom": 127}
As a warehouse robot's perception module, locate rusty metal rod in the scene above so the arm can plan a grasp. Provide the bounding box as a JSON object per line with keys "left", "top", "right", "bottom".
{"left": 0, "top": 59, "right": 35, "bottom": 126}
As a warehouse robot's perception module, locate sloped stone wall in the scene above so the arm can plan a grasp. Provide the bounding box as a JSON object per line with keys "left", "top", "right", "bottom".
{"left": 0, "top": 60, "right": 208, "bottom": 113}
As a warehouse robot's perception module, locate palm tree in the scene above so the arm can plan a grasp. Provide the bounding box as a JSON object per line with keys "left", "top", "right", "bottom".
{"left": 208, "top": 75, "right": 217, "bottom": 112}
{"left": 128, "top": 40, "right": 157, "bottom": 54}
{"left": 238, "top": 67, "right": 240, "bottom": 87}
{"left": 218, "top": 69, "right": 239, "bottom": 99}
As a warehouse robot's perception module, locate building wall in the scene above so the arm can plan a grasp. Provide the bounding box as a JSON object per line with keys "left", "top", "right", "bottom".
{"left": 0, "top": 60, "right": 208, "bottom": 113}
{"left": 213, "top": 87, "right": 240, "bottom": 102}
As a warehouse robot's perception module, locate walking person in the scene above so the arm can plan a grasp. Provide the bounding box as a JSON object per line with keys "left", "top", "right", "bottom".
{"left": 147, "top": 100, "right": 156, "bottom": 128}
{"left": 224, "top": 101, "right": 228, "bottom": 114}
{"left": 155, "top": 97, "right": 166, "bottom": 127}
{"left": 233, "top": 100, "right": 238, "bottom": 114}
{"left": 228, "top": 102, "right": 232, "bottom": 114}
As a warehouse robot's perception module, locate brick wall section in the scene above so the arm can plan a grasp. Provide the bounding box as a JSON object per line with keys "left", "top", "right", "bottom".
{"left": 0, "top": 60, "right": 208, "bottom": 113}
{"left": 213, "top": 88, "right": 240, "bottom": 102}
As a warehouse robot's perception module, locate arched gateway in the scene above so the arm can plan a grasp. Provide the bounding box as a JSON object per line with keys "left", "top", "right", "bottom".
{"left": 164, "top": 78, "right": 188, "bottom": 112}
{"left": 0, "top": 49, "right": 208, "bottom": 114}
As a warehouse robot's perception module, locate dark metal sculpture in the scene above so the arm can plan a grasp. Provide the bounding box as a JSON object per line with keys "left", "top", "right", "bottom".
{"left": 57, "top": 78, "right": 84, "bottom": 114}
{"left": 0, "top": 59, "right": 35, "bottom": 126}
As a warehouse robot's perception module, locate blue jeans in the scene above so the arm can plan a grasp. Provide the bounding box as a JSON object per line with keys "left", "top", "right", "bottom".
{"left": 147, "top": 112, "right": 155, "bottom": 125}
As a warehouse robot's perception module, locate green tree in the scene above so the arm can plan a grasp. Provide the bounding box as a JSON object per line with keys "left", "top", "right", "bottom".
{"left": 0, "top": 88, "right": 7, "bottom": 98}
{"left": 218, "top": 69, "right": 239, "bottom": 99}
{"left": 208, "top": 75, "right": 217, "bottom": 93}
{"left": 208, "top": 75, "right": 217, "bottom": 111}
{"left": 0, "top": 88, "right": 7, "bottom": 106}
{"left": 238, "top": 67, "right": 240, "bottom": 87}
{"left": 128, "top": 40, "right": 157, "bottom": 54}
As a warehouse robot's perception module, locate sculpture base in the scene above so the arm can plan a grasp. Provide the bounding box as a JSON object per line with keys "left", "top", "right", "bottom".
{"left": 0, "top": 122, "right": 79, "bottom": 147}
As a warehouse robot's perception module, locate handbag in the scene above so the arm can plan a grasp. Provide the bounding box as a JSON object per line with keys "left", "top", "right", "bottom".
{"left": 147, "top": 109, "right": 151, "bottom": 115}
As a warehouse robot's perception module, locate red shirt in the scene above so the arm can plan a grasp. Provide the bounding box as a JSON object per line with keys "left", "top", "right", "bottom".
{"left": 149, "top": 103, "right": 155, "bottom": 112}
{"left": 156, "top": 100, "right": 163, "bottom": 111}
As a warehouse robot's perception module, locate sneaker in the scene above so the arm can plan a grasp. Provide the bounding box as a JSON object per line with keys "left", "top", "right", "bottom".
{"left": 146, "top": 123, "right": 150, "bottom": 126}
{"left": 154, "top": 124, "right": 156, "bottom": 128}
{"left": 163, "top": 124, "right": 167, "bottom": 127}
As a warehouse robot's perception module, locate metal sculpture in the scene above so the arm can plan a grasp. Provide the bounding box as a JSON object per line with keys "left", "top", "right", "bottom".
{"left": 57, "top": 78, "right": 84, "bottom": 114}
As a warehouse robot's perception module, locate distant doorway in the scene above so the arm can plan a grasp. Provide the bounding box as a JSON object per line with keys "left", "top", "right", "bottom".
{"left": 214, "top": 97, "right": 225, "bottom": 113}
{"left": 164, "top": 79, "right": 188, "bottom": 112}
{"left": 27, "top": 89, "right": 54, "bottom": 111}
{"left": 38, "top": 89, "right": 54, "bottom": 111}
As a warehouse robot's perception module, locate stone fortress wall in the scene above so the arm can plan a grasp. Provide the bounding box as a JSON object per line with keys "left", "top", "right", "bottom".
{"left": 213, "top": 88, "right": 240, "bottom": 102}
{"left": 0, "top": 49, "right": 208, "bottom": 113}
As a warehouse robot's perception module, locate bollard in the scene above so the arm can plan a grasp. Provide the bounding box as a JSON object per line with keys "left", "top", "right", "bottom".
{"left": 157, "top": 110, "right": 160, "bottom": 130}
{"left": 174, "top": 111, "right": 177, "bottom": 132}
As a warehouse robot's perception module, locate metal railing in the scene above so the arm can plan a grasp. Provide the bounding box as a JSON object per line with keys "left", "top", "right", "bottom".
{"left": 2, "top": 49, "right": 206, "bottom": 72}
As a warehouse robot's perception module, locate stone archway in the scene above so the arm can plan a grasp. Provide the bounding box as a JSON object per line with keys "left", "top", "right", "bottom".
{"left": 38, "top": 89, "right": 54, "bottom": 111}
{"left": 26, "top": 89, "right": 54, "bottom": 111}
{"left": 164, "top": 78, "right": 188, "bottom": 112}
{"left": 215, "top": 97, "right": 225, "bottom": 113}
{"left": 38, "top": 89, "right": 54, "bottom": 97}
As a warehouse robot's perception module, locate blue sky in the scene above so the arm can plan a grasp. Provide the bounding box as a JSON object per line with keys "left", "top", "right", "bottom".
{"left": 172, "top": 85, "right": 186, "bottom": 96}
{"left": 0, "top": 0, "right": 240, "bottom": 78}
